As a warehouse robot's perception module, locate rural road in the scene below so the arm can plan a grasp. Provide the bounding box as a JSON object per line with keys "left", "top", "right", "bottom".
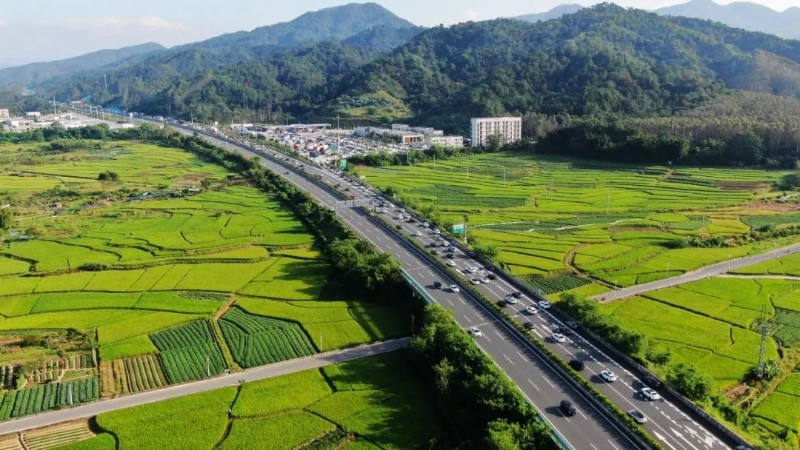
{"left": 592, "top": 243, "right": 800, "bottom": 302}
{"left": 0, "top": 339, "right": 409, "bottom": 436}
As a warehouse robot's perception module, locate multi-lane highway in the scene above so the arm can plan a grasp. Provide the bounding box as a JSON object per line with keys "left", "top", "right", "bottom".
{"left": 183, "top": 126, "right": 748, "bottom": 450}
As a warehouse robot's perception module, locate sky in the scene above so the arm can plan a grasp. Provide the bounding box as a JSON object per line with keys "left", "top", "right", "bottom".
{"left": 1, "top": 0, "right": 798, "bottom": 67}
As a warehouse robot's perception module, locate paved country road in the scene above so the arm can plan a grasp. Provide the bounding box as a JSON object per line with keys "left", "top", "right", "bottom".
{"left": 0, "top": 339, "right": 409, "bottom": 436}
{"left": 592, "top": 243, "right": 800, "bottom": 302}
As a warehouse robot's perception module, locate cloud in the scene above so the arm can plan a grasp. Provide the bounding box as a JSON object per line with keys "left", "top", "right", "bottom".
{"left": 465, "top": 10, "right": 479, "bottom": 21}
{"left": 63, "top": 16, "right": 184, "bottom": 32}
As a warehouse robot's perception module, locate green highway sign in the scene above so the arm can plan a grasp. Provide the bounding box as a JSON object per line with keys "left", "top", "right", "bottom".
{"left": 452, "top": 224, "right": 465, "bottom": 235}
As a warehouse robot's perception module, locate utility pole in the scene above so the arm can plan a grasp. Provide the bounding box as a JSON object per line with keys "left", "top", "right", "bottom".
{"left": 410, "top": 314, "right": 415, "bottom": 336}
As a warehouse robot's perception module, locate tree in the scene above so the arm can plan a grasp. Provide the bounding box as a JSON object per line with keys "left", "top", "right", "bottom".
{"left": 668, "top": 363, "right": 711, "bottom": 400}
{"left": 98, "top": 171, "right": 119, "bottom": 182}
{"left": 433, "top": 358, "right": 456, "bottom": 393}
{"left": 0, "top": 208, "right": 12, "bottom": 230}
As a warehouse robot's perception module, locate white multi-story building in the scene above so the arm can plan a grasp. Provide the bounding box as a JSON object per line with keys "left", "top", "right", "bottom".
{"left": 428, "top": 135, "right": 464, "bottom": 148}
{"left": 470, "top": 117, "right": 522, "bottom": 147}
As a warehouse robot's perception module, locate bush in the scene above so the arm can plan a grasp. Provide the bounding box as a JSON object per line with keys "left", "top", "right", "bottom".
{"left": 0, "top": 209, "right": 12, "bottom": 230}
{"left": 98, "top": 171, "right": 119, "bottom": 182}
{"left": 667, "top": 363, "right": 711, "bottom": 401}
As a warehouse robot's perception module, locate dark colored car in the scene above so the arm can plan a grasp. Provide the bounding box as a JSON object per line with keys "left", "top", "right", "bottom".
{"left": 565, "top": 320, "right": 580, "bottom": 329}
{"left": 512, "top": 291, "right": 523, "bottom": 299}
{"left": 445, "top": 253, "right": 455, "bottom": 259}
{"left": 643, "top": 376, "right": 662, "bottom": 388}
{"left": 560, "top": 400, "right": 577, "bottom": 416}
{"left": 395, "top": 225, "right": 402, "bottom": 230}
{"left": 431, "top": 250, "right": 439, "bottom": 255}
{"left": 487, "top": 273, "right": 497, "bottom": 280}
{"left": 569, "top": 359, "right": 585, "bottom": 371}
{"left": 523, "top": 322, "right": 535, "bottom": 330}
{"left": 433, "top": 281, "right": 443, "bottom": 289}
{"left": 484, "top": 264, "right": 494, "bottom": 271}
{"left": 496, "top": 299, "right": 508, "bottom": 307}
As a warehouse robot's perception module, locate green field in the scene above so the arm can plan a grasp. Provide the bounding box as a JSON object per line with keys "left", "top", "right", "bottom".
{"left": 76, "top": 352, "right": 445, "bottom": 450}
{"left": 0, "top": 139, "right": 408, "bottom": 419}
{"left": 357, "top": 152, "right": 792, "bottom": 288}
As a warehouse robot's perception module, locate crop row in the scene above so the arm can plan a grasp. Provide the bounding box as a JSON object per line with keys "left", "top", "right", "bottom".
{"left": 158, "top": 342, "right": 226, "bottom": 384}
{"left": 123, "top": 354, "right": 167, "bottom": 393}
{"left": 742, "top": 213, "right": 800, "bottom": 229}
{"left": 150, "top": 320, "right": 216, "bottom": 351}
{"left": 220, "top": 308, "right": 315, "bottom": 368}
{"left": 1, "top": 377, "right": 99, "bottom": 419}
{"left": 527, "top": 275, "right": 591, "bottom": 294}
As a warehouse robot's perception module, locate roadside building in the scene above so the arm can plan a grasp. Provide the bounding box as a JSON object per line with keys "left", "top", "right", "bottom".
{"left": 24, "top": 111, "right": 41, "bottom": 118}
{"left": 0, "top": 109, "right": 9, "bottom": 118}
{"left": 470, "top": 117, "right": 522, "bottom": 147}
{"left": 428, "top": 135, "right": 464, "bottom": 148}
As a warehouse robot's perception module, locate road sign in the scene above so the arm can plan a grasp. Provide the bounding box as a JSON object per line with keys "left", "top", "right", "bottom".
{"left": 452, "top": 224, "right": 465, "bottom": 235}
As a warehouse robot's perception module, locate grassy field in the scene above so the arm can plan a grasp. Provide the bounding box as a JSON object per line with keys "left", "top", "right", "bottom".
{"left": 0, "top": 139, "right": 409, "bottom": 419}
{"left": 68, "top": 352, "right": 445, "bottom": 450}
{"left": 357, "top": 152, "right": 793, "bottom": 289}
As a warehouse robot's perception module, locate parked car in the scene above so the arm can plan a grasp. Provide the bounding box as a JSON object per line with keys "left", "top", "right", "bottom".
{"left": 569, "top": 359, "right": 585, "bottom": 371}
{"left": 600, "top": 370, "right": 618, "bottom": 382}
{"left": 628, "top": 409, "right": 647, "bottom": 424}
{"left": 560, "top": 400, "right": 576, "bottom": 416}
{"left": 639, "top": 387, "right": 661, "bottom": 401}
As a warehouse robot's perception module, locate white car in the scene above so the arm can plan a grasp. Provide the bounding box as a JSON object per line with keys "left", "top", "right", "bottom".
{"left": 465, "top": 266, "right": 477, "bottom": 274}
{"left": 480, "top": 277, "right": 489, "bottom": 284}
{"left": 505, "top": 296, "right": 518, "bottom": 305}
{"left": 600, "top": 370, "right": 618, "bottom": 382}
{"left": 449, "top": 285, "right": 460, "bottom": 293}
{"left": 639, "top": 387, "right": 661, "bottom": 401}
{"left": 470, "top": 278, "right": 481, "bottom": 285}
{"left": 524, "top": 306, "right": 538, "bottom": 315}
{"left": 628, "top": 409, "right": 647, "bottom": 424}
{"left": 468, "top": 327, "right": 483, "bottom": 337}
{"left": 552, "top": 333, "right": 567, "bottom": 343}
{"left": 537, "top": 300, "right": 551, "bottom": 309}
{"left": 447, "top": 260, "right": 456, "bottom": 267}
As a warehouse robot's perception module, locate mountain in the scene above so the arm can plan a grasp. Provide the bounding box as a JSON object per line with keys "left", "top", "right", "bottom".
{"left": 655, "top": 0, "right": 800, "bottom": 40}
{"left": 327, "top": 4, "right": 800, "bottom": 132}
{"left": 516, "top": 4, "right": 583, "bottom": 23}
{"left": 0, "top": 43, "right": 165, "bottom": 92}
{"left": 36, "top": 3, "right": 421, "bottom": 115}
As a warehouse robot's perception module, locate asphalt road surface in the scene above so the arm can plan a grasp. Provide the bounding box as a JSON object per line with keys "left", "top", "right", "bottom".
{"left": 0, "top": 339, "right": 409, "bottom": 436}
{"left": 593, "top": 243, "right": 800, "bottom": 302}
{"left": 201, "top": 129, "right": 744, "bottom": 450}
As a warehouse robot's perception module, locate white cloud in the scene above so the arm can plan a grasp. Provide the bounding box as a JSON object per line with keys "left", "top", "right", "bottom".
{"left": 136, "top": 16, "right": 185, "bottom": 31}
{"left": 465, "top": 10, "right": 479, "bottom": 20}
{"left": 63, "top": 15, "right": 183, "bottom": 32}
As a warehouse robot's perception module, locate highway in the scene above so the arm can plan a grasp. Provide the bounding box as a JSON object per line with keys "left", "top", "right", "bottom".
{"left": 0, "top": 339, "right": 408, "bottom": 436}
{"left": 189, "top": 128, "right": 746, "bottom": 450}
{"left": 593, "top": 243, "right": 800, "bottom": 302}
{"left": 181, "top": 129, "right": 646, "bottom": 450}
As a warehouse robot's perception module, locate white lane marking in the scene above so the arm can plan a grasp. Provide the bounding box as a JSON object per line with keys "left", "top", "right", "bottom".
{"left": 542, "top": 376, "right": 556, "bottom": 389}
{"left": 607, "top": 439, "right": 621, "bottom": 450}
{"left": 463, "top": 315, "right": 473, "bottom": 323}
{"left": 516, "top": 351, "right": 529, "bottom": 362}
{"left": 527, "top": 378, "right": 540, "bottom": 391}
{"left": 503, "top": 354, "right": 515, "bottom": 366}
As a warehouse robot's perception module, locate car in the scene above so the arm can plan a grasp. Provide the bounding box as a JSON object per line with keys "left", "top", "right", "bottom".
{"left": 449, "top": 285, "right": 460, "bottom": 293}
{"left": 447, "top": 260, "right": 456, "bottom": 267}
{"left": 480, "top": 277, "right": 489, "bottom": 284}
{"left": 412, "top": 231, "right": 421, "bottom": 237}
{"left": 523, "top": 321, "right": 535, "bottom": 330}
{"left": 512, "top": 291, "right": 523, "bottom": 299}
{"left": 524, "top": 306, "right": 538, "bottom": 315}
{"left": 565, "top": 320, "right": 580, "bottom": 329}
{"left": 639, "top": 387, "right": 661, "bottom": 401}
{"left": 504, "top": 295, "right": 518, "bottom": 305}
{"left": 569, "top": 359, "right": 585, "bottom": 371}
{"left": 538, "top": 300, "right": 552, "bottom": 309}
{"left": 628, "top": 410, "right": 647, "bottom": 424}
{"left": 465, "top": 266, "right": 477, "bottom": 274}
{"left": 284, "top": 171, "right": 290, "bottom": 175}
{"left": 600, "top": 370, "right": 618, "bottom": 382}
{"left": 430, "top": 241, "right": 439, "bottom": 247}
{"left": 642, "top": 376, "right": 662, "bottom": 388}
{"left": 552, "top": 333, "right": 567, "bottom": 343}
{"left": 395, "top": 225, "right": 402, "bottom": 230}
{"left": 560, "top": 400, "right": 577, "bottom": 417}
{"left": 496, "top": 299, "right": 508, "bottom": 307}
{"left": 470, "top": 278, "right": 481, "bottom": 285}
{"left": 433, "top": 281, "right": 443, "bottom": 289}
{"left": 431, "top": 250, "right": 439, "bottom": 255}
{"left": 445, "top": 253, "right": 455, "bottom": 259}
{"left": 468, "top": 327, "right": 483, "bottom": 337}
{"left": 487, "top": 273, "right": 497, "bottom": 280}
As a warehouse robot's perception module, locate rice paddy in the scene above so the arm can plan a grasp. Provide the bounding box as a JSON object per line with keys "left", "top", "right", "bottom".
{"left": 0, "top": 140, "right": 409, "bottom": 419}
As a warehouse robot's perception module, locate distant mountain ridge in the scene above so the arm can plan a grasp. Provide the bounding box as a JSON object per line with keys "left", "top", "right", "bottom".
{"left": 516, "top": 1, "right": 800, "bottom": 40}
{"left": 0, "top": 43, "right": 165, "bottom": 91}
